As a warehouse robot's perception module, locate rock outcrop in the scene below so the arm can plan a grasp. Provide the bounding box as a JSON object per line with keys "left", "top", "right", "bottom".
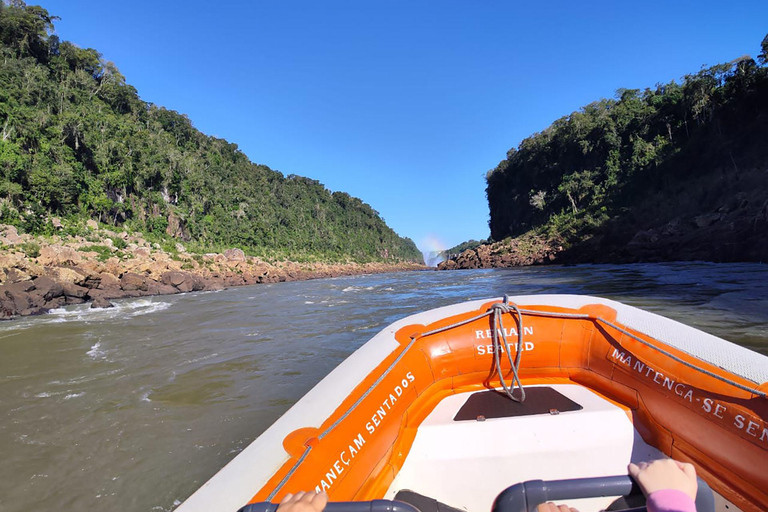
{"left": 437, "top": 234, "right": 562, "bottom": 270}
{"left": 0, "top": 225, "right": 425, "bottom": 319}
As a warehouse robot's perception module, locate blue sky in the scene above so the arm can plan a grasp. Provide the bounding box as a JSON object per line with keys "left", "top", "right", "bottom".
{"left": 43, "top": 0, "right": 768, "bottom": 254}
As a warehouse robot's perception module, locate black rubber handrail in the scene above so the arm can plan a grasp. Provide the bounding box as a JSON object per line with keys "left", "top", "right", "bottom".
{"left": 238, "top": 499, "right": 421, "bottom": 512}
{"left": 240, "top": 475, "right": 714, "bottom": 512}
{"left": 491, "top": 475, "right": 714, "bottom": 512}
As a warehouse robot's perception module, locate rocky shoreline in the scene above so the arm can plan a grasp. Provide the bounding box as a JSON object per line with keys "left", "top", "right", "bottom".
{"left": 0, "top": 224, "right": 425, "bottom": 319}
{"left": 437, "top": 233, "right": 562, "bottom": 270}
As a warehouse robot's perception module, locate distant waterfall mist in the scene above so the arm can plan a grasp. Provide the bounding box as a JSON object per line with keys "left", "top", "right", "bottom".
{"left": 422, "top": 251, "right": 445, "bottom": 267}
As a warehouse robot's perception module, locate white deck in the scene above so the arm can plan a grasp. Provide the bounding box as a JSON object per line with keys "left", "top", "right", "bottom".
{"left": 385, "top": 384, "right": 664, "bottom": 512}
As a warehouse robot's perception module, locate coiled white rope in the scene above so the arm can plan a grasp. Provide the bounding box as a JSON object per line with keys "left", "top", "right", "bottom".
{"left": 489, "top": 296, "right": 526, "bottom": 402}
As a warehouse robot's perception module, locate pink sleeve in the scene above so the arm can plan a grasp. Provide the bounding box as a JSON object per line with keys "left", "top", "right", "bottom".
{"left": 647, "top": 489, "right": 697, "bottom": 512}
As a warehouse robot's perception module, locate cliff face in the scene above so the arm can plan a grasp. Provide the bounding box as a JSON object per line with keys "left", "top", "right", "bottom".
{"left": 441, "top": 166, "right": 768, "bottom": 270}
{"left": 566, "top": 168, "right": 768, "bottom": 263}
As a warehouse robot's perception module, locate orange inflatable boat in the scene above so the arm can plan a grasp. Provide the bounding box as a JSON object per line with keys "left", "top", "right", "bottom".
{"left": 177, "top": 295, "right": 768, "bottom": 512}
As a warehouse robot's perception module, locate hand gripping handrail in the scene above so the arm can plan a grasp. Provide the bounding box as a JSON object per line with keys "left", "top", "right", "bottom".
{"left": 491, "top": 475, "right": 714, "bottom": 512}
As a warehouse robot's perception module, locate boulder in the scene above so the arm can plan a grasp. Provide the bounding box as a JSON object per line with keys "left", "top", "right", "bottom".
{"left": 120, "top": 272, "right": 148, "bottom": 291}
{"left": 6, "top": 281, "right": 35, "bottom": 293}
{"left": 438, "top": 259, "right": 457, "bottom": 270}
{"left": 90, "top": 296, "right": 114, "bottom": 309}
{"left": 135, "top": 260, "right": 171, "bottom": 277}
{"left": 2, "top": 280, "right": 46, "bottom": 314}
{"left": 0, "top": 224, "right": 22, "bottom": 245}
{"left": 44, "top": 267, "right": 87, "bottom": 285}
{"left": 43, "top": 296, "right": 66, "bottom": 310}
{"left": 37, "top": 246, "right": 82, "bottom": 266}
{"left": 0, "top": 293, "right": 18, "bottom": 317}
{"left": 161, "top": 271, "right": 187, "bottom": 287}
{"left": 223, "top": 248, "right": 246, "bottom": 262}
{"left": 204, "top": 280, "right": 226, "bottom": 292}
{"left": 97, "top": 273, "right": 120, "bottom": 289}
{"left": 144, "top": 281, "right": 178, "bottom": 296}
{"left": 5, "top": 267, "right": 32, "bottom": 283}
{"left": 176, "top": 275, "right": 205, "bottom": 293}
{"left": 31, "top": 276, "right": 64, "bottom": 301}
{"left": 19, "top": 306, "right": 45, "bottom": 317}
{"left": 86, "top": 220, "right": 98, "bottom": 230}
{"left": 82, "top": 274, "right": 103, "bottom": 289}
{"left": 62, "top": 282, "right": 89, "bottom": 298}
{"left": 4, "top": 289, "right": 29, "bottom": 313}
{"left": 133, "top": 247, "right": 151, "bottom": 258}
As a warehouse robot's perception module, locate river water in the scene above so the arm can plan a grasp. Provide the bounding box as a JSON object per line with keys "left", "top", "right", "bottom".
{"left": 1, "top": 263, "right": 767, "bottom": 512}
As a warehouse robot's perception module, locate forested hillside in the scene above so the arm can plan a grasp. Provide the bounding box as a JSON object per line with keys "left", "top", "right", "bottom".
{"left": 0, "top": 1, "right": 422, "bottom": 263}
{"left": 484, "top": 34, "right": 768, "bottom": 263}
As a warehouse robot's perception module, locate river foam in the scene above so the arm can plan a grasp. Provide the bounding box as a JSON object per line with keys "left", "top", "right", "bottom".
{"left": 44, "top": 298, "right": 172, "bottom": 323}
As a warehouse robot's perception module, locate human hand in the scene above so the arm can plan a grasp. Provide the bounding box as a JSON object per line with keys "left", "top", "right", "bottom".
{"left": 277, "top": 491, "right": 329, "bottom": 512}
{"left": 628, "top": 459, "right": 697, "bottom": 501}
{"left": 536, "top": 503, "right": 578, "bottom": 512}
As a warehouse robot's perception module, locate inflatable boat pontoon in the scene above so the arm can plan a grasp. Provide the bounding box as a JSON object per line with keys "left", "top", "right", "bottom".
{"left": 176, "top": 295, "right": 768, "bottom": 512}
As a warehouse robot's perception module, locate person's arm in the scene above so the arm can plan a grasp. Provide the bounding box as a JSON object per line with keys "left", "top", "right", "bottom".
{"left": 277, "top": 491, "right": 329, "bottom": 512}
{"left": 628, "top": 459, "right": 698, "bottom": 512}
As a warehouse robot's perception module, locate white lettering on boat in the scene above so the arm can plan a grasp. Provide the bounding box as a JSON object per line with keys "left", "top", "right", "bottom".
{"left": 314, "top": 371, "right": 415, "bottom": 493}
{"left": 610, "top": 348, "right": 768, "bottom": 447}
{"left": 733, "top": 415, "right": 768, "bottom": 441}
{"left": 611, "top": 349, "right": 694, "bottom": 403}
{"left": 366, "top": 372, "right": 414, "bottom": 435}
{"left": 477, "top": 341, "right": 535, "bottom": 356}
{"left": 475, "top": 326, "right": 534, "bottom": 340}
{"left": 315, "top": 433, "right": 366, "bottom": 493}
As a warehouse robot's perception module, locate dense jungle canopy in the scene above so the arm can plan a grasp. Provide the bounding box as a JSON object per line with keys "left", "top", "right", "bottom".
{"left": 0, "top": 1, "right": 423, "bottom": 263}
{"left": 485, "top": 34, "right": 768, "bottom": 256}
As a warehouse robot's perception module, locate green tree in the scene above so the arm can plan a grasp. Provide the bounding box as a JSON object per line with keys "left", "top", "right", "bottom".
{"left": 0, "top": 0, "right": 57, "bottom": 60}
{"left": 759, "top": 34, "right": 768, "bottom": 65}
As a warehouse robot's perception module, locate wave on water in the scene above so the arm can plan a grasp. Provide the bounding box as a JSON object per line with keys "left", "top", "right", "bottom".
{"left": 36, "top": 390, "right": 85, "bottom": 400}
{"left": 352, "top": 323, "right": 381, "bottom": 332}
{"left": 182, "top": 352, "right": 219, "bottom": 366}
{"left": 341, "top": 286, "right": 376, "bottom": 292}
{"left": 45, "top": 298, "right": 172, "bottom": 323}
{"left": 87, "top": 341, "right": 106, "bottom": 360}
{"left": 126, "top": 299, "right": 171, "bottom": 317}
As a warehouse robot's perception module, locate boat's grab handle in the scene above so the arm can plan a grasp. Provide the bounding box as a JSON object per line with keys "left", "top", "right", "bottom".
{"left": 491, "top": 475, "right": 714, "bottom": 512}
{"left": 238, "top": 499, "right": 420, "bottom": 512}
